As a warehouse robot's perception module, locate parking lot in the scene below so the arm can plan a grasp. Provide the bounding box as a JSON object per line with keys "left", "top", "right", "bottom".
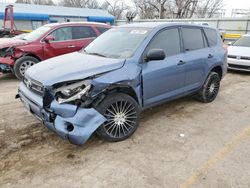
{"left": 0, "top": 71, "right": 250, "bottom": 188}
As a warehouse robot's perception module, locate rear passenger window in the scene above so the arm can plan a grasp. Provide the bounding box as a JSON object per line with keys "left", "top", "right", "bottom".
{"left": 204, "top": 28, "right": 218, "bottom": 47}
{"left": 72, "top": 26, "right": 96, "bottom": 39}
{"left": 147, "top": 28, "right": 181, "bottom": 57}
{"left": 182, "top": 28, "right": 204, "bottom": 51}
{"left": 97, "top": 27, "right": 110, "bottom": 34}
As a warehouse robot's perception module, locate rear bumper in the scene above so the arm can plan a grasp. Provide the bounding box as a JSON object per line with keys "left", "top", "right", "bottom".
{"left": 227, "top": 58, "right": 250, "bottom": 72}
{"left": 18, "top": 82, "right": 106, "bottom": 145}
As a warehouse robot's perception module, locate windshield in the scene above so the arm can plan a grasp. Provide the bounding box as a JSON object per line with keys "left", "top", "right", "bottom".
{"left": 233, "top": 36, "right": 250, "bottom": 47}
{"left": 83, "top": 27, "right": 150, "bottom": 59}
{"left": 23, "top": 26, "right": 51, "bottom": 41}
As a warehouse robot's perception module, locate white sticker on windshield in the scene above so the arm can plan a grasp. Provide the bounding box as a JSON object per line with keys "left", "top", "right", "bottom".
{"left": 130, "top": 30, "right": 148, "bottom": 35}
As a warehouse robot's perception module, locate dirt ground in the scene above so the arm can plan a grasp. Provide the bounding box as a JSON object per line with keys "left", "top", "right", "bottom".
{"left": 0, "top": 71, "right": 250, "bottom": 188}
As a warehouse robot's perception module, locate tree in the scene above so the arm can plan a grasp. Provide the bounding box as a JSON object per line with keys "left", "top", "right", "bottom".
{"left": 15, "top": 0, "right": 32, "bottom": 3}
{"left": 101, "top": 0, "right": 128, "bottom": 20}
{"left": 172, "top": 0, "right": 198, "bottom": 18}
{"left": 59, "top": 0, "right": 100, "bottom": 8}
{"left": 16, "top": 0, "right": 55, "bottom": 5}
{"left": 33, "top": 0, "right": 55, "bottom": 5}
{"left": 196, "top": 0, "right": 224, "bottom": 18}
{"left": 133, "top": 0, "right": 156, "bottom": 19}
{"left": 133, "top": 0, "right": 224, "bottom": 19}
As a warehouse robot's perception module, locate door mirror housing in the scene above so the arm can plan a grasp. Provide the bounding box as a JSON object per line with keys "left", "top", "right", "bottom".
{"left": 44, "top": 35, "right": 55, "bottom": 43}
{"left": 145, "top": 49, "right": 166, "bottom": 62}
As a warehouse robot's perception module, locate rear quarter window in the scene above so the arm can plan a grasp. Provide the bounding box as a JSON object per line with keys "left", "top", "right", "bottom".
{"left": 96, "top": 27, "right": 110, "bottom": 34}
{"left": 204, "top": 28, "right": 218, "bottom": 47}
{"left": 182, "top": 27, "right": 205, "bottom": 51}
{"left": 72, "top": 26, "right": 97, "bottom": 39}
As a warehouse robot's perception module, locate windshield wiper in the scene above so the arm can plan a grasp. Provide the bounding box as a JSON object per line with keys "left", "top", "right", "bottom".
{"left": 84, "top": 50, "right": 107, "bottom": 58}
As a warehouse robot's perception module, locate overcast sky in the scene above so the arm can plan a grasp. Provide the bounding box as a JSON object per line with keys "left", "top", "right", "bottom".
{"left": 1, "top": 0, "right": 250, "bottom": 17}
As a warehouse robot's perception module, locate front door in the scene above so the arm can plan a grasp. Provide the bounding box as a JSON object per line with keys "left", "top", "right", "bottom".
{"left": 142, "top": 28, "right": 186, "bottom": 107}
{"left": 42, "top": 26, "right": 77, "bottom": 59}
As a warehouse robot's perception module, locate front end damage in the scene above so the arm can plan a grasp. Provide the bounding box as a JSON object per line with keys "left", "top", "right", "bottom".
{"left": 0, "top": 46, "right": 25, "bottom": 72}
{"left": 17, "top": 59, "right": 142, "bottom": 145}
{"left": 18, "top": 81, "right": 107, "bottom": 145}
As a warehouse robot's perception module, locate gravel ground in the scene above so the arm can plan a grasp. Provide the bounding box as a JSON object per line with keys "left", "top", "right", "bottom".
{"left": 0, "top": 71, "right": 250, "bottom": 188}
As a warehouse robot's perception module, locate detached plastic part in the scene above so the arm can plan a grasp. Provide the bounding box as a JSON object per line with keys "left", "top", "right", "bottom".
{"left": 47, "top": 101, "right": 107, "bottom": 145}
{"left": 54, "top": 108, "right": 106, "bottom": 145}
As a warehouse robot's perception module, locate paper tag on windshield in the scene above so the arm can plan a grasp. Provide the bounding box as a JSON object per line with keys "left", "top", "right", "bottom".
{"left": 130, "top": 30, "right": 148, "bottom": 35}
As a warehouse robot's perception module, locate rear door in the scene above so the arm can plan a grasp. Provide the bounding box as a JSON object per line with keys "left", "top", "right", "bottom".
{"left": 142, "top": 27, "right": 186, "bottom": 107}
{"left": 43, "top": 26, "right": 77, "bottom": 59}
{"left": 72, "top": 26, "right": 97, "bottom": 50}
{"left": 181, "top": 27, "right": 210, "bottom": 91}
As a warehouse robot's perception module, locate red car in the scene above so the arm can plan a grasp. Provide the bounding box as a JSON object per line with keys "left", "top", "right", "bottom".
{"left": 0, "top": 22, "right": 110, "bottom": 79}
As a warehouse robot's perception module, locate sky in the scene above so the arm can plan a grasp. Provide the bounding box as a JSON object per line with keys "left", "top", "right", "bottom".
{"left": 1, "top": 0, "right": 250, "bottom": 17}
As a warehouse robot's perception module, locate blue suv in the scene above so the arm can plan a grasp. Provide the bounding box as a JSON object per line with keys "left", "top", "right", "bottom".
{"left": 17, "top": 23, "right": 227, "bottom": 145}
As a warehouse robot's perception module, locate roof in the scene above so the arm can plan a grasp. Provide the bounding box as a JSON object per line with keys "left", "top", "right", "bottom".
{"left": 43, "top": 21, "right": 110, "bottom": 27}
{"left": 0, "top": 3, "right": 114, "bottom": 20}
{"left": 119, "top": 22, "right": 213, "bottom": 29}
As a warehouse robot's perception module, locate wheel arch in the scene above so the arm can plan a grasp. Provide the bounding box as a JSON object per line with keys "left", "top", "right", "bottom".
{"left": 105, "top": 85, "right": 140, "bottom": 104}
{"left": 210, "top": 65, "right": 223, "bottom": 80}
{"left": 21, "top": 53, "right": 42, "bottom": 62}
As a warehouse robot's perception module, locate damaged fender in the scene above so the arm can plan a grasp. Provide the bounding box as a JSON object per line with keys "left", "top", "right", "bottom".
{"left": 91, "top": 62, "right": 143, "bottom": 106}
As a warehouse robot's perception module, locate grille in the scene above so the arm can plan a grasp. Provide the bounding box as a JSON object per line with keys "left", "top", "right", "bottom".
{"left": 228, "top": 55, "right": 250, "bottom": 60}
{"left": 228, "top": 64, "right": 250, "bottom": 70}
{"left": 23, "top": 76, "right": 44, "bottom": 95}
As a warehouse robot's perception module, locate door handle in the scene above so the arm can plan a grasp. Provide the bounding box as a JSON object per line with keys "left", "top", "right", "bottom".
{"left": 177, "top": 60, "right": 186, "bottom": 66}
{"left": 68, "top": 45, "right": 76, "bottom": 48}
{"left": 208, "top": 54, "right": 213, "bottom": 58}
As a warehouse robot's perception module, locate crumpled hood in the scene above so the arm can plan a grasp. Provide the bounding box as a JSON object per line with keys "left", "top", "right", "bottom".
{"left": 0, "top": 38, "right": 29, "bottom": 49}
{"left": 228, "top": 46, "right": 250, "bottom": 57}
{"left": 25, "top": 52, "right": 126, "bottom": 86}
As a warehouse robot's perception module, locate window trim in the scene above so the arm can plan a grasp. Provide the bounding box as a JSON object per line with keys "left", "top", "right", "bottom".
{"left": 180, "top": 26, "right": 207, "bottom": 52}
{"left": 203, "top": 27, "right": 218, "bottom": 47}
{"left": 40, "top": 25, "right": 97, "bottom": 44}
{"left": 141, "top": 26, "right": 182, "bottom": 63}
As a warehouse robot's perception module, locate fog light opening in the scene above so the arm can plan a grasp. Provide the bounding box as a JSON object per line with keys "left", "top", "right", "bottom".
{"left": 66, "top": 123, "right": 74, "bottom": 132}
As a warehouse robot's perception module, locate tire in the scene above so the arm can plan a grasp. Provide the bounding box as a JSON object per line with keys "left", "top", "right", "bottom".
{"left": 14, "top": 56, "right": 39, "bottom": 80}
{"left": 96, "top": 93, "right": 141, "bottom": 142}
{"left": 194, "top": 72, "right": 221, "bottom": 103}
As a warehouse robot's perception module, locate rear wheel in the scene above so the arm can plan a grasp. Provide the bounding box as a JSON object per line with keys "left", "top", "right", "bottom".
{"left": 96, "top": 93, "right": 140, "bottom": 142}
{"left": 14, "top": 56, "right": 39, "bottom": 80}
{"left": 194, "top": 71, "right": 220, "bottom": 103}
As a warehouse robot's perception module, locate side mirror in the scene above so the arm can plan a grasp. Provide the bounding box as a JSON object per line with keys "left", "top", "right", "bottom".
{"left": 44, "top": 35, "right": 55, "bottom": 43}
{"left": 145, "top": 49, "right": 166, "bottom": 62}
{"left": 227, "top": 42, "right": 233, "bottom": 46}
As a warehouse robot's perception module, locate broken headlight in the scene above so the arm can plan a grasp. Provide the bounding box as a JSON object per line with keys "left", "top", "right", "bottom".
{"left": 55, "top": 80, "right": 91, "bottom": 104}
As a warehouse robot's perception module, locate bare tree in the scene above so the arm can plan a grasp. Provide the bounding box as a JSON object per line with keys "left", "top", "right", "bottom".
{"left": 15, "top": 0, "right": 32, "bottom": 3}
{"left": 169, "top": 0, "right": 198, "bottom": 18}
{"left": 133, "top": 0, "right": 156, "bottom": 19}
{"left": 16, "top": 0, "right": 55, "bottom": 5}
{"left": 196, "top": 0, "right": 224, "bottom": 18}
{"left": 32, "top": 0, "right": 55, "bottom": 5}
{"left": 101, "top": 0, "right": 128, "bottom": 20}
{"left": 146, "top": 0, "right": 169, "bottom": 19}
{"left": 59, "top": 0, "right": 99, "bottom": 8}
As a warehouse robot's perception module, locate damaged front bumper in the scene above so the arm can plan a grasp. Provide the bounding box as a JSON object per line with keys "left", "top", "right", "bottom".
{"left": 18, "top": 82, "right": 106, "bottom": 145}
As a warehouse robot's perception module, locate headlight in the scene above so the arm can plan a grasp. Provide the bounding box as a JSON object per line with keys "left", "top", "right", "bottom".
{"left": 55, "top": 80, "right": 91, "bottom": 104}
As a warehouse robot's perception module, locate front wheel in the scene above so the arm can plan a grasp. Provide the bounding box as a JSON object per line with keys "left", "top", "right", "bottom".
{"left": 96, "top": 93, "right": 140, "bottom": 142}
{"left": 194, "top": 72, "right": 221, "bottom": 103}
{"left": 14, "top": 56, "right": 39, "bottom": 80}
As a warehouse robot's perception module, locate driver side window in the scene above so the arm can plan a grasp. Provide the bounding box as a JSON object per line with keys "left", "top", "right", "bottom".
{"left": 146, "top": 28, "right": 181, "bottom": 57}
{"left": 50, "top": 27, "right": 72, "bottom": 41}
